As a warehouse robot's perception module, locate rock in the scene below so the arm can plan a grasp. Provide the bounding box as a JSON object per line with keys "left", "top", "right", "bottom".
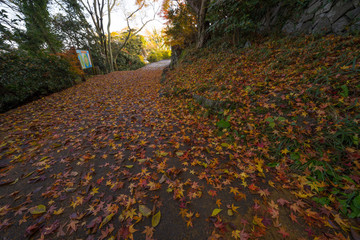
{"left": 282, "top": 21, "right": 295, "bottom": 34}
{"left": 300, "top": 13, "right": 314, "bottom": 23}
{"left": 244, "top": 41, "right": 251, "bottom": 48}
{"left": 270, "top": 15, "right": 279, "bottom": 26}
{"left": 269, "top": 4, "right": 282, "bottom": 26}
{"left": 307, "top": 0, "right": 322, "bottom": 14}
{"left": 296, "top": 21, "right": 313, "bottom": 34}
{"left": 327, "top": 1, "right": 354, "bottom": 23}
{"left": 350, "top": 20, "right": 360, "bottom": 32}
{"left": 332, "top": 16, "right": 350, "bottom": 34}
{"left": 315, "top": 1, "right": 332, "bottom": 16}
{"left": 353, "top": 0, "right": 359, "bottom": 7}
{"left": 312, "top": 17, "right": 332, "bottom": 34}
{"left": 322, "top": 1, "right": 333, "bottom": 12}
{"left": 314, "top": 13, "right": 325, "bottom": 18}
{"left": 309, "top": 0, "right": 319, "bottom": 6}
{"left": 346, "top": 7, "right": 360, "bottom": 19}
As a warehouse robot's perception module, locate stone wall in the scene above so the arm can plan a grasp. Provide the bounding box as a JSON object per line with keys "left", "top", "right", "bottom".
{"left": 260, "top": 0, "right": 360, "bottom": 35}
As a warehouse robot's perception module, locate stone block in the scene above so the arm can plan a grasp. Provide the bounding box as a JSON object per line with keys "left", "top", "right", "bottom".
{"left": 300, "top": 13, "right": 315, "bottom": 23}
{"left": 346, "top": 7, "right": 360, "bottom": 19}
{"left": 282, "top": 21, "right": 295, "bottom": 33}
{"left": 309, "top": 0, "right": 320, "bottom": 6}
{"left": 315, "top": 2, "right": 331, "bottom": 16}
{"left": 244, "top": 41, "right": 251, "bottom": 48}
{"left": 312, "top": 17, "right": 332, "bottom": 34}
{"left": 332, "top": 16, "right": 350, "bottom": 34}
{"left": 350, "top": 20, "right": 360, "bottom": 31}
{"left": 299, "top": 21, "right": 313, "bottom": 34}
{"left": 327, "top": 1, "right": 354, "bottom": 23}
{"left": 322, "top": 1, "right": 333, "bottom": 12}
{"left": 353, "top": 0, "right": 359, "bottom": 7}
{"left": 307, "top": 0, "right": 323, "bottom": 14}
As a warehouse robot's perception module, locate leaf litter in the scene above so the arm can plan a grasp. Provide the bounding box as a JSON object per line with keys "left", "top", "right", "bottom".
{"left": 0, "top": 35, "right": 359, "bottom": 239}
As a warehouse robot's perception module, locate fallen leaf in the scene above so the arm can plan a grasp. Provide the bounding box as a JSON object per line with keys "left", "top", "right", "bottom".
{"left": 211, "top": 208, "right": 222, "bottom": 216}
{"left": 139, "top": 205, "right": 152, "bottom": 217}
{"left": 152, "top": 211, "right": 161, "bottom": 227}
{"left": 29, "top": 205, "right": 46, "bottom": 215}
{"left": 99, "top": 213, "right": 114, "bottom": 229}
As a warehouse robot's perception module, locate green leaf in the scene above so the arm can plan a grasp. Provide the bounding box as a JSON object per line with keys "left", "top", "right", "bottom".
{"left": 265, "top": 117, "right": 274, "bottom": 122}
{"left": 125, "top": 165, "right": 133, "bottom": 168}
{"left": 278, "top": 117, "right": 286, "bottom": 121}
{"left": 338, "top": 199, "right": 347, "bottom": 214}
{"left": 353, "top": 134, "right": 359, "bottom": 145}
{"left": 353, "top": 194, "right": 360, "bottom": 209}
{"left": 267, "top": 162, "right": 279, "bottom": 167}
{"left": 290, "top": 152, "right": 300, "bottom": 161}
{"left": 269, "top": 122, "right": 275, "bottom": 128}
{"left": 152, "top": 211, "right": 161, "bottom": 227}
{"left": 211, "top": 208, "right": 222, "bottom": 216}
{"left": 139, "top": 205, "right": 152, "bottom": 217}
{"left": 340, "top": 84, "right": 349, "bottom": 97}
{"left": 29, "top": 205, "right": 46, "bottom": 215}
{"left": 217, "top": 120, "right": 230, "bottom": 128}
{"left": 313, "top": 197, "right": 330, "bottom": 206}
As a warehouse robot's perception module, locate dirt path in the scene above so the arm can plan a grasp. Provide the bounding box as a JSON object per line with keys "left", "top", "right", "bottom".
{"left": 0, "top": 64, "right": 348, "bottom": 239}
{"left": 141, "top": 60, "right": 171, "bottom": 70}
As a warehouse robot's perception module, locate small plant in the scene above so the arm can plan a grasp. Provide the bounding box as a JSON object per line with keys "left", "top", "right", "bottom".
{"left": 265, "top": 116, "right": 286, "bottom": 128}
{"left": 217, "top": 116, "right": 231, "bottom": 129}
{"left": 339, "top": 84, "right": 349, "bottom": 97}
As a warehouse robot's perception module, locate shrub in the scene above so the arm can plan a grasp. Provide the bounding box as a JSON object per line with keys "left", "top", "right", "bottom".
{"left": 115, "top": 52, "right": 145, "bottom": 71}
{"left": 0, "top": 51, "right": 80, "bottom": 112}
{"left": 147, "top": 50, "right": 171, "bottom": 63}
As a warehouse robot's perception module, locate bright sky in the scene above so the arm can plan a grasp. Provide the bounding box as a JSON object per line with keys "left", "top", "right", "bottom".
{"left": 0, "top": 1, "right": 166, "bottom": 36}
{"left": 104, "top": 0, "right": 167, "bottom": 36}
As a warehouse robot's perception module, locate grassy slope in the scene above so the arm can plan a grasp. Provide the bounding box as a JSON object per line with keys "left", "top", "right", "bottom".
{"left": 163, "top": 35, "right": 360, "bottom": 225}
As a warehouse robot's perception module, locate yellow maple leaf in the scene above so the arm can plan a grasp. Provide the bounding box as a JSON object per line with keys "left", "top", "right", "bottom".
{"left": 90, "top": 187, "right": 99, "bottom": 196}
{"left": 53, "top": 208, "right": 64, "bottom": 215}
{"left": 253, "top": 215, "right": 265, "bottom": 228}
{"left": 281, "top": 148, "right": 289, "bottom": 155}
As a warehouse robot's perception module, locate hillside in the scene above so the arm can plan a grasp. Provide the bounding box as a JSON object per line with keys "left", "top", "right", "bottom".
{"left": 162, "top": 35, "right": 360, "bottom": 234}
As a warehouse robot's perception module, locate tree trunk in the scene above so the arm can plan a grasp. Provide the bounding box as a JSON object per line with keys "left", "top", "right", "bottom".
{"left": 107, "top": 0, "right": 114, "bottom": 72}
{"left": 114, "top": 54, "right": 118, "bottom": 71}
{"left": 196, "top": 0, "right": 209, "bottom": 48}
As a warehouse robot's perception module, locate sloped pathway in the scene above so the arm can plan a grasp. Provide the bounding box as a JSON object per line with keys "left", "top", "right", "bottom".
{"left": 0, "top": 62, "right": 349, "bottom": 239}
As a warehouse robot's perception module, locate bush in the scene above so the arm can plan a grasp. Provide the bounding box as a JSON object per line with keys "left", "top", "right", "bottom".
{"left": 115, "top": 52, "right": 145, "bottom": 71}
{"left": 0, "top": 51, "right": 80, "bottom": 113}
{"left": 147, "top": 50, "right": 171, "bottom": 63}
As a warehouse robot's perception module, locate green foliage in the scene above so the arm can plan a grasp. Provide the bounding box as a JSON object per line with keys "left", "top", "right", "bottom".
{"left": 0, "top": 8, "right": 18, "bottom": 52}
{"left": 147, "top": 50, "right": 171, "bottom": 63}
{"left": 115, "top": 52, "right": 145, "bottom": 71}
{"left": 163, "top": 2, "right": 197, "bottom": 47}
{"left": 17, "top": 0, "right": 62, "bottom": 53}
{"left": 145, "top": 28, "right": 171, "bottom": 63}
{"left": 216, "top": 119, "right": 231, "bottom": 129}
{"left": 0, "top": 51, "right": 79, "bottom": 112}
{"left": 207, "top": 0, "right": 259, "bottom": 35}
{"left": 111, "top": 31, "right": 146, "bottom": 70}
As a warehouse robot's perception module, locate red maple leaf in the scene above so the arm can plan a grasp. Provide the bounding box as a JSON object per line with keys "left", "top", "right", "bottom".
{"left": 278, "top": 227, "right": 290, "bottom": 238}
